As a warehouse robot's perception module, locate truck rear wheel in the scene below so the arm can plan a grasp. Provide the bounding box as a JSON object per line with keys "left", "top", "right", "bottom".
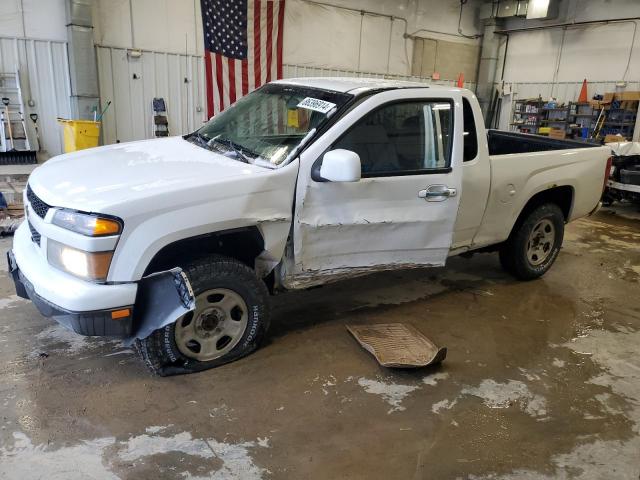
{"left": 135, "top": 255, "right": 270, "bottom": 376}
{"left": 499, "top": 203, "right": 564, "bottom": 281}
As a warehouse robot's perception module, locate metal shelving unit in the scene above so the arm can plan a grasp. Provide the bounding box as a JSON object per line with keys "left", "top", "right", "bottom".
{"left": 601, "top": 103, "right": 637, "bottom": 139}
{"left": 567, "top": 102, "right": 600, "bottom": 140}
{"left": 511, "top": 97, "right": 544, "bottom": 134}
{"left": 540, "top": 105, "right": 571, "bottom": 136}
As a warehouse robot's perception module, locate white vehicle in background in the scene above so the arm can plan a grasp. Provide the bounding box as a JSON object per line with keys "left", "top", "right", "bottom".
{"left": 604, "top": 142, "right": 640, "bottom": 205}
{"left": 9, "top": 78, "right": 612, "bottom": 375}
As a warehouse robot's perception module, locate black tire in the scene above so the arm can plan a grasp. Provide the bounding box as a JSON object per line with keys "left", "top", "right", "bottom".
{"left": 498, "top": 203, "right": 565, "bottom": 281}
{"left": 135, "top": 255, "right": 270, "bottom": 376}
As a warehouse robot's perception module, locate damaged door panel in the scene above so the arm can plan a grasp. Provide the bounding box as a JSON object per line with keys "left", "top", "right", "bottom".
{"left": 282, "top": 90, "right": 465, "bottom": 289}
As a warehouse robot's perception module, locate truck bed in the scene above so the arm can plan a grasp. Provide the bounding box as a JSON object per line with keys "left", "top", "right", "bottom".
{"left": 487, "top": 129, "right": 600, "bottom": 156}
{"left": 469, "top": 131, "right": 611, "bottom": 251}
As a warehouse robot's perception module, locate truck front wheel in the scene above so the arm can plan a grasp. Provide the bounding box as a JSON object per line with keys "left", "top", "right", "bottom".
{"left": 135, "top": 255, "right": 270, "bottom": 376}
{"left": 499, "top": 203, "right": 565, "bottom": 280}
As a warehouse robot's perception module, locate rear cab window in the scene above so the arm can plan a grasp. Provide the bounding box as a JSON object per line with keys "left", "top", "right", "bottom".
{"left": 462, "top": 98, "right": 478, "bottom": 162}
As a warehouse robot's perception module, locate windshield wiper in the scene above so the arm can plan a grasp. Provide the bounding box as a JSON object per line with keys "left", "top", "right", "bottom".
{"left": 212, "top": 137, "right": 255, "bottom": 164}
{"left": 188, "top": 132, "right": 212, "bottom": 149}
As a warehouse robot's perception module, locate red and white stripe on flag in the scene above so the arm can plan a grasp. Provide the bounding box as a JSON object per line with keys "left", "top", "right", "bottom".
{"left": 204, "top": 0, "right": 285, "bottom": 118}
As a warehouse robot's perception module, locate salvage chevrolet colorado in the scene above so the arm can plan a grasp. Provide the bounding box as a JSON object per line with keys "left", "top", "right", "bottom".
{"left": 9, "top": 78, "right": 612, "bottom": 375}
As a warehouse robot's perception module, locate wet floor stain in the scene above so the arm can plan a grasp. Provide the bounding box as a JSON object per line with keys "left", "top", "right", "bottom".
{"left": 0, "top": 427, "right": 270, "bottom": 480}
{"left": 2, "top": 208, "right": 640, "bottom": 479}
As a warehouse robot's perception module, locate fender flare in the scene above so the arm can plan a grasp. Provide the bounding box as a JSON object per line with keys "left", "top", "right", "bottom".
{"left": 123, "top": 268, "right": 195, "bottom": 345}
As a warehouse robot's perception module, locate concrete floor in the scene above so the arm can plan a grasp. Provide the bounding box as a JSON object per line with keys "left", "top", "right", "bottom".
{"left": 1, "top": 206, "right": 640, "bottom": 479}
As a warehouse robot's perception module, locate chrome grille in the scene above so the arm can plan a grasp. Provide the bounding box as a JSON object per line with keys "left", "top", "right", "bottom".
{"left": 28, "top": 220, "right": 41, "bottom": 246}
{"left": 26, "top": 185, "right": 50, "bottom": 219}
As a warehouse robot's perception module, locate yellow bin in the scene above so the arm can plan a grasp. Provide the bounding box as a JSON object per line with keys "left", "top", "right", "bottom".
{"left": 57, "top": 119, "right": 100, "bottom": 153}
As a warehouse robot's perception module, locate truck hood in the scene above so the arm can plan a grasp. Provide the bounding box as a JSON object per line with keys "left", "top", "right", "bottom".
{"left": 28, "top": 136, "right": 270, "bottom": 212}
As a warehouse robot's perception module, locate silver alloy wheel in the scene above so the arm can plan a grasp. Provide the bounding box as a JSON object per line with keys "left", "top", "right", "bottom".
{"left": 174, "top": 288, "right": 249, "bottom": 361}
{"left": 526, "top": 219, "right": 556, "bottom": 266}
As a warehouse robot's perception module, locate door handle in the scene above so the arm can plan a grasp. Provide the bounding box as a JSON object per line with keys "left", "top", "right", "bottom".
{"left": 418, "top": 185, "right": 457, "bottom": 202}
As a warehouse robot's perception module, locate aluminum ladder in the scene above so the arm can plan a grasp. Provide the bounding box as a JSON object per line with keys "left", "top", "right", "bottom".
{"left": 0, "top": 70, "right": 36, "bottom": 164}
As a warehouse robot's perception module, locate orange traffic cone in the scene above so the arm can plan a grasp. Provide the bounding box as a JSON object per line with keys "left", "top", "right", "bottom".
{"left": 578, "top": 78, "right": 588, "bottom": 103}
{"left": 456, "top": 73, "right": 464, "bottom": 88}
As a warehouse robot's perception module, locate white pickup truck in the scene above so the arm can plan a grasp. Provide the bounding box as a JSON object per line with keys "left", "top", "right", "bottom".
{"left": 9, "top": 78, "right": 611, "bottom": 375}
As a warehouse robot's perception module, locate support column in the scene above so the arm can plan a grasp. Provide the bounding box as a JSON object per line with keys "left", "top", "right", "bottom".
{"left": 65, "top": 0, "right": 100, "bottom": 120}
{"left": 475, "top": 20, "right": 503, "bottom": 119}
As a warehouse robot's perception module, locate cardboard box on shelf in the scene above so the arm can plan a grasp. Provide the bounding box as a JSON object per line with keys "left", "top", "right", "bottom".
{"left": 617, "top": 91, "right": 640, "bottom": 101}
{"left": 604, "top": 134, "right": 627, "bottom": 143}
{"left": 548, "top": 128, "right": 566, "bottom": 139}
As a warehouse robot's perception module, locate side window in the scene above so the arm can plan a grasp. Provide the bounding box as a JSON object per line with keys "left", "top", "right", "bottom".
{"left": 463, "top": 98, "right": 478, "bottom": 162}
{"left": 333, "top": 101, "right": 452, "bottom": 176}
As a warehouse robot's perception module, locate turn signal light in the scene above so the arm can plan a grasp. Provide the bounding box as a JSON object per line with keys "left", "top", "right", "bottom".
{"left": 111, "top": 309, "right": 131, "bottom": 320}
{"left": 93, "top": 218, "right": 121, "bottom": 236}
{"left": 52, "top": 209, "right": 122, "bottom": 237}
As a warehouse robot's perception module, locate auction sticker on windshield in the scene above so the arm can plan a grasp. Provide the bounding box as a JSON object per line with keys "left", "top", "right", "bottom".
{"left": 297, "top": 97, "right": 336, "bottom": 114}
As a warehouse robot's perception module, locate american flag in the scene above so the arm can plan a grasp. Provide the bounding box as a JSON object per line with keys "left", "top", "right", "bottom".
{"left": 201, "top": 0, "right": 286, "bottom": 118}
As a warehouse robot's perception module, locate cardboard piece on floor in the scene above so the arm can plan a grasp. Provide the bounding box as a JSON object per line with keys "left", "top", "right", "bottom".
{"left": 347, "top": 323, "right": 447, "bottom": 368}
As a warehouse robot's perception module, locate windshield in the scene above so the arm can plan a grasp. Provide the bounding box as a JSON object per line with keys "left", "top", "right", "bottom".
{"left": 191, "top": 84, "right": 352, "bottom": 167}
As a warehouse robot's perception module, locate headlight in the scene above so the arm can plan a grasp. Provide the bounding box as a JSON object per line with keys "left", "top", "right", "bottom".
{"left": 52, "top": 209, "right": 122, "bottom": 236}
{"left": 47, "top": 239, "right": 114, "bottom": 281}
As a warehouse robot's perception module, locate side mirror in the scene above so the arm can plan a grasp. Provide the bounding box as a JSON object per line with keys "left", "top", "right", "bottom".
{"left": 319, "top": 149, "right": 361, "bottom": 182}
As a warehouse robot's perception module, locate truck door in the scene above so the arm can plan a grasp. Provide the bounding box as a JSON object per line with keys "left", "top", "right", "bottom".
{"left": 286, "top": 89, "right": 464, "bottom": 288}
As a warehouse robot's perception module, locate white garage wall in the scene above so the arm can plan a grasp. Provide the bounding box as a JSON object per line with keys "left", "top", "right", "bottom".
{"left": 0, "top": 0, "right": 67, "bottom": 41}
{"left": 92, "top": 0, "right": 481, "bottom": 148}
{"left": 96, "top": 46, "right": 207, "bottom": 145}
{"left": 284, "top": 0, "right": 482, "bottom": 77}
{"left": 93, "top": 0, "right": 208, "bottom": 145}
{"left": 497, "top": 0, "right": 640, "bottom": 130}
{"left": 0, "top": 0, "right": 70, "bottom": 157}
{"left": 282, "top": 64, "right": 475, "bottom": 91}
{"left": 502, "top": 22, "right": 640, "bottom": 84}
{"left": 502, "top": 0, "right": 640, "bottom": 83}
{"left": 92, "top": 0, "right": 204, "bottom": 56}
{"left": 283, "top": 1, "right": 411, "bottom": 75}
{"left": 92, "top": 0, "right": 481, "bottom": 77}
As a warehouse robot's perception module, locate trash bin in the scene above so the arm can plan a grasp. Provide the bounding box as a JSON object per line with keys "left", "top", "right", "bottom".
{"left": 57, "top": 119, "right": 100, "bottom": 153}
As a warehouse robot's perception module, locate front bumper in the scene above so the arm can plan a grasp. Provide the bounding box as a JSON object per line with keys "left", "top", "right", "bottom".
{"left": 9, "top": 222, "right": 137, "bottom": 337}
{"left": 8, "top": 250, "right": 134, "bottom": 336}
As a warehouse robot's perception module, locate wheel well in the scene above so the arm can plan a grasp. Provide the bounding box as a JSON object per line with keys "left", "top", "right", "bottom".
{"left": 143, "top": 227, "right": 264, "bottom": 276}
{"left": 510, "top": 186, "right": 574, "bottom": 236}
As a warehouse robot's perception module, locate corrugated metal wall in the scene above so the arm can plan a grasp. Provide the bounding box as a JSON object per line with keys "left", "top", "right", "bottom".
{"left": 0, "top": 36, "right": 71, "bottom": 158}
{"left": 283, "top": 64, "right": 477, "bottom": 90}
{"left": 94, "top": 51, "right": 477, "bottom": 148}
{"left": 95, "top": 46, "right": 207, "bottom": 145}
{"left": 6, "top": 36, "right": 632, "bottom": 156}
